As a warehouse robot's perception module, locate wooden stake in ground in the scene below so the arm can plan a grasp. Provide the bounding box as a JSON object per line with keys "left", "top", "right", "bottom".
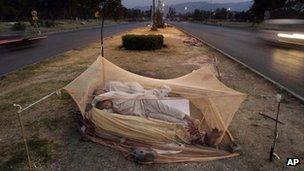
{"left": 269, "top": 94, "right": 282, "bottom": 162}
{"left": 12, "top": 91, "right": 58, "bottom": 170}
{"left": 14, "top": 104, "right": 33, "bottom": 170}
{"left": 99, "top": 3, "right": 105, "bottom": 57}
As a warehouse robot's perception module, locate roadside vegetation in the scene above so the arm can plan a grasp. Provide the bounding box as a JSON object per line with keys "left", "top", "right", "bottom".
{"left": 0, "top": 20, "right": 125, "bottom": 36}
{"left": 167, "top": 0, "right": 303, "bottom": 29}
{"left": 0, "top": 0, "right": 150, "bottom": 36}
{"left": 0, "top": 0, "right": 150, "bottom": 22}
{"left": 0, "top": 26, "right": 303, "bottom": 170}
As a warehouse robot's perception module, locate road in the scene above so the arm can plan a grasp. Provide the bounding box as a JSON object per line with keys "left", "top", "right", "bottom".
{"left": 0, "top": 22, "right": 146, "bottom": 76}
{"left": 172, "top": 22, "right": 304, "bottom": 101}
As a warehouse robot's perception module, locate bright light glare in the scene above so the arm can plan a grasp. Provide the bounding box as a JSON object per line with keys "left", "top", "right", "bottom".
{"left": 277, "top": 33, "right": 304, "bottom": 40}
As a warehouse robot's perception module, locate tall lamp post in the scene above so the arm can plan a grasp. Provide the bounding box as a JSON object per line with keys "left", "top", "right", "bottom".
{"left": 209, "top": 0, "right": 213, "bottom": 21}
{"left": 151, "top": 0, "right": 157, "bottom": 30}
{"left": 31, "top": 10, "right": 41, "bottom": 35}
{"left": 226, "top": 8, "right": 231, "bottom": 21}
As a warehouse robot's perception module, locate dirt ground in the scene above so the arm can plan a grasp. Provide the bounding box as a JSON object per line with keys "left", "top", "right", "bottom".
{"left": 0, "top": 26, "right": 303, "bottom": 170}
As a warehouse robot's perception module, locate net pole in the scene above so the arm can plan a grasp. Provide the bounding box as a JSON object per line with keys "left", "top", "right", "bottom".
{"left": 269, "top": 94, "right": 282, "bottom": 162}
{"left": 17, "top": 110, "right": 33, "bottom": 170}
{"left": 12, "top": 90, "right": 60, "bottom": 170}
{"left": 101, "top": 15, "right": 105, "bottom": 57}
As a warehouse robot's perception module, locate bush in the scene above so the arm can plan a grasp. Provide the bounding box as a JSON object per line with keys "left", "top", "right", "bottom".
{"left": 11, "top": 22, "right": 26, "bottom": 31}
{"left": 122, "top": 34, "right": 164, "bottom": 50}
{"left": 37, "top": 20, "right": 56, "bottom": 28}
{"left": 44, "top": 20, "right": 56, "bottom": 28}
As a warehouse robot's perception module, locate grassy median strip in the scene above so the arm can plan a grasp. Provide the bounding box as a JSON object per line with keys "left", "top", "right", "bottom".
{"left": 0, "top": 26, "right": 303, "bottom": 170}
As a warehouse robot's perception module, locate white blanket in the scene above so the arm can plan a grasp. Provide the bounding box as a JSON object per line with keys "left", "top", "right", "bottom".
{"left": 92, "top": 81, "right": 188, "bottom": 125}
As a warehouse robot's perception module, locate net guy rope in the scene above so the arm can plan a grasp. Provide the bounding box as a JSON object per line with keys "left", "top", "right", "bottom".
{"left": 13, "top": 90, "right": 62, "bottom": 170}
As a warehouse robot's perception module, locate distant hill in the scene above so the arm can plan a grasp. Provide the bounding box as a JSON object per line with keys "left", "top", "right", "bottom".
{"left": 134, "top": 1, "right": 253, "bottom": 13}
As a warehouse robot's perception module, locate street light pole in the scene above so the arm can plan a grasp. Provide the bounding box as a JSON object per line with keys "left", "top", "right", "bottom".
{"left": 209, "top": 0, "right": 212, "bottom": 21}
{"left": 151, "top": 0, "right": 157, "bottom": 30}
{"left": 226, "top": 8, "right": 231, "bottom": 21}
{"left": 150, "top": 5, "right": 153, "bottom": 25}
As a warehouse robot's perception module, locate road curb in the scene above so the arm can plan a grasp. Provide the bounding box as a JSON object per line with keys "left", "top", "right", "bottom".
{"left": 172, "top": 24, "right": 304, "bottom": 102}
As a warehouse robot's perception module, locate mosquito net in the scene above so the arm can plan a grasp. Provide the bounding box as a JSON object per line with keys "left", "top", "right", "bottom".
{"left": 63, "top": 56, "right": 247, "bottom": 163}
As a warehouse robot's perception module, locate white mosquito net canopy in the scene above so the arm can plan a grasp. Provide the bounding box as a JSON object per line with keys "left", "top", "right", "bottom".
{"left": 63, "top": 56, "right": 247, "bottom": 163}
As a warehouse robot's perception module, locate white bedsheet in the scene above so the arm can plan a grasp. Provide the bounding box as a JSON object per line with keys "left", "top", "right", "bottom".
{"left": 161, "top": 99, "right": 190, "bottom": 116}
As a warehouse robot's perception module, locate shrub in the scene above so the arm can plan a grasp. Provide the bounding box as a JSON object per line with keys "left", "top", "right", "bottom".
{"left": 44, "top": 20, "right": 56, "bottom": 28}
{"left": 122, "top": 34, "right": 164, "bottom": 50}
{"left": 11, "top": 22, "right": 26, "bottom": 31}
{"left": 36, "top": 20, "right": 56, "bottom": 28}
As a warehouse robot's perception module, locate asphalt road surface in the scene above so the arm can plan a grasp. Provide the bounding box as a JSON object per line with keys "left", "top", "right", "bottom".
{"left": 0, "top": 22, "right": 146, "bottom": 76}
{"left": 172, "top": 22, "right": 304, "bottom": 101}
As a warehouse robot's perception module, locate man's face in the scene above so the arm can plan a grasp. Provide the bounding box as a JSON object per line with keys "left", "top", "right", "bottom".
{"left": 101, "top": 100, "right": 113, "bottom": 109}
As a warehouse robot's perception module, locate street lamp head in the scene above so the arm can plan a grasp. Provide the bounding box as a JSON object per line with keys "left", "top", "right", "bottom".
{"left": 99, "top": 2, "right": 104, "bottom": 11}
{"left": 227, "top": 8, "right": 231, "bottom": 11}
{"left": 31, "top": 10, "right": 37, "bottom": 17}
{"left": 184, "top": 7, "right": 187, "bottom": 10}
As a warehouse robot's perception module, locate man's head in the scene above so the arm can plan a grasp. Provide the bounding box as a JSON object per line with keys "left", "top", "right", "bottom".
{"left": 96, "top": 100, "right": 113, "bottom": 110}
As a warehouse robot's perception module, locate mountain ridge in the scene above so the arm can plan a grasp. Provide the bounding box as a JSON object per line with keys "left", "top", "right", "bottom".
{"left": 134, "top": 1, "right": 253, "bottom": 13}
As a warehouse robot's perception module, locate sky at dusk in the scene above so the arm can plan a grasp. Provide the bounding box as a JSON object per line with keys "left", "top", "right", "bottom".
{"left": 122, "top": 0, "right": 250, "bottom": 8}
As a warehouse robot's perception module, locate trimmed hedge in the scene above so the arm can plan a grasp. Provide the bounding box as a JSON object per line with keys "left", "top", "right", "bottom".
{"left": 122, "top": 34, "right": 164, "bottom": 50}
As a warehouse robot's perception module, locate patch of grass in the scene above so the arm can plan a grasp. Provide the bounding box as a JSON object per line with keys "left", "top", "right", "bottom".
{"left": 0, "top": 137, "right": 54, "bottom": 170}
{"left": 60, "top": 91, "right": 72, "bottom": 100}
{"left": 0, "top": 23, "right": 11, "bottom": 33}
{"left": 11, "top": 22, "right": 26, "bottom": 31}
{"left": 0, "top": 103, "right": 11, "bottom": 111}
{"left": 1, "top": 81, "right": 63, "bottom": 104}
{"left": 26, "top": 120, "right": 42, "bottom": 133}
{"left": 26, "top": 115, "right": 66, "bottom": 134}
{"left": 41, "top": 117, "right": 61, "bottom": 131}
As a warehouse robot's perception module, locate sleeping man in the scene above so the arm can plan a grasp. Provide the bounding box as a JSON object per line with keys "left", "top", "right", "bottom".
{"left": 91, "top": 82, "right": 200, "bottom": 130}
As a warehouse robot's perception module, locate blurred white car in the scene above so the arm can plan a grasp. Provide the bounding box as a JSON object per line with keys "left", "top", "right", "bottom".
{"left": 259, "top": 19, "right": 304, "bottom": 48}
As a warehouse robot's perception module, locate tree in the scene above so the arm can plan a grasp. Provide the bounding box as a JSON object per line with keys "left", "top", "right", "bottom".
{"left": 154, "top": 0, "right": 165, "bottom": 28}
{"left": 167, "top": 7, "right": 176, "bottom": 20}
{"left": 0, "top": 0, "right": 145, "bottom": 21}
{"left": 251, "top": 0, "right": 288, "bottom": 22}
{"left": 214, "top": 8, "right": 229, "bottom": 20}
{"left": 155, "top": 9, "right": 164, "bottom": 28}
{"left": 234, "top": 11, "right": 252, "bottom": 22}
{"left": 193, "top": 9, "right": 203, "bottom": 21}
